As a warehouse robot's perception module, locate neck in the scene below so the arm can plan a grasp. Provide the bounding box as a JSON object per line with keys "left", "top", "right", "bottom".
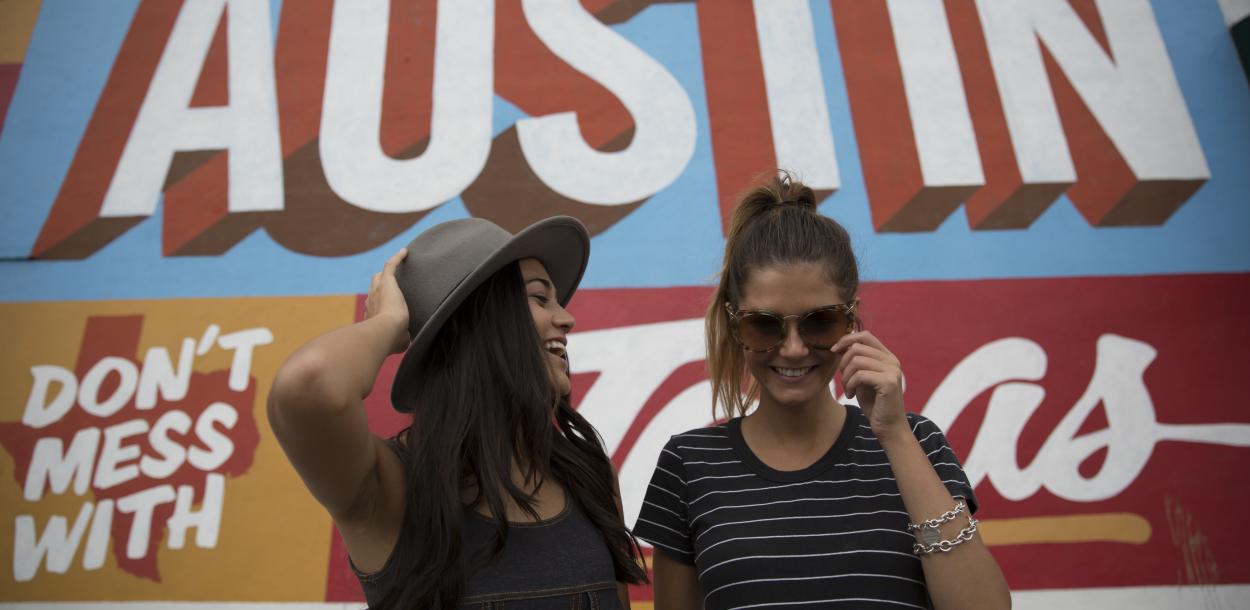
{"left": 748, "top": 387, "right": 845, "bottom": 444}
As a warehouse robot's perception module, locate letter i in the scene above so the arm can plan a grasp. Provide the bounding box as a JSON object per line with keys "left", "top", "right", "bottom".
{"left": 82, "top": 499, "right": 114, "bottom": 570}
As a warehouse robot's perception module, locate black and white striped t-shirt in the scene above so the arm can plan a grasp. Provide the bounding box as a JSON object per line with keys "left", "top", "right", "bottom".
{"left": 632, "top": 404, "right": 976, "bottom": 609}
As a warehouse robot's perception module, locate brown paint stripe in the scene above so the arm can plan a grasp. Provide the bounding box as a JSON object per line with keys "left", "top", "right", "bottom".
{"left": 980, "top": 512, "right": 1152, "bottom": 546}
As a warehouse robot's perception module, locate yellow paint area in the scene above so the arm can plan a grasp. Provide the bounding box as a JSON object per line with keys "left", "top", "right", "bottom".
{"left": 0, "top": 297, "right": 358, "bottom": 601}
{"left": 0, "top": 0, "right": 42, "bottom": 63}
{"left": 980, "top": 512, "right": 1152, "bottom": 546}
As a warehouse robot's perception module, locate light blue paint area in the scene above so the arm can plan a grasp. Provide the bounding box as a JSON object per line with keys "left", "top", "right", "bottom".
{"left": 270, "top": 0, "right": 283, "bottom": 39}
{"left": 0, "top": 0, "right": 141, "bottom": 258}
{"left": 1, "top": 0, "right": 1249, "bottom": 302}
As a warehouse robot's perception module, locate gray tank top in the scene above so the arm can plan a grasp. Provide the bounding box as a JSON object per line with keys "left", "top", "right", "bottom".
{"left": 352, "top": 444, "right": 621, "bottom": 608}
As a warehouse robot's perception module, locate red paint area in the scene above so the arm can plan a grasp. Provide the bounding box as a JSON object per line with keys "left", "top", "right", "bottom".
{"left": 0, "top": 315, "right": 261, "bottom": 581}
{"left": 696, "top": 1, "right": 777, "bottom": 234}
{"left": 832, "top": 0, "right": 933, "bottom": 232}
{"left": 0, "top": 63, "right": 21, "bottom": 139}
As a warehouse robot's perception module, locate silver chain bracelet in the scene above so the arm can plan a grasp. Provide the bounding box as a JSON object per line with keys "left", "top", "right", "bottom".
{"left": 906, "top": 499, "right": 966, "bottom": 532}
{"left": 913, "top": 516, "right": 979, "bottom": 555}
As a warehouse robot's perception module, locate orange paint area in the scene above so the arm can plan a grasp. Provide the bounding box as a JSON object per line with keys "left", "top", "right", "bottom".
{"left": 0, "top": 297, "right": 354, "bottom": 601}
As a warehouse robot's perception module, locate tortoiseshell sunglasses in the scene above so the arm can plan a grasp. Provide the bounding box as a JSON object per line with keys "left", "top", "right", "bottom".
{"left": 726, "top": 300, "right": 859, "bottom": 353}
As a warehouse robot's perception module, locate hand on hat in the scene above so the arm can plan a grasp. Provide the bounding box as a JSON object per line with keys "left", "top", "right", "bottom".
{"left": 366, "top": 248, "right": 412, "bottom": 355}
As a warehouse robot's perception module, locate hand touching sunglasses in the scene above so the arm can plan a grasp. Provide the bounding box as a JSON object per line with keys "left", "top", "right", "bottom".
{"left": 726, "top": 300, "right": 859, "bottom": 353}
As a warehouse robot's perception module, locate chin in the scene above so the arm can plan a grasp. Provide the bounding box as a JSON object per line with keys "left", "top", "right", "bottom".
{"left": 549, "top": 371, "right": 571, "bottom": 398}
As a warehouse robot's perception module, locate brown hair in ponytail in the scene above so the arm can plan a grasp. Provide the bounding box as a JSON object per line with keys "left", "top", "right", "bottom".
{"left": 706, "top": 170, "right": 860, "bottom": 420}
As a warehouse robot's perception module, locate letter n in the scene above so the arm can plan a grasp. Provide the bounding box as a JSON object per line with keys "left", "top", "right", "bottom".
{"left": 953, "top": 0, "right": 1208, "bottom": 228}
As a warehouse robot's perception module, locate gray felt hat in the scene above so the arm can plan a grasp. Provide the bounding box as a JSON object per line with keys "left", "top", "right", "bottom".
{"left": 389, "top": 216, "right": 590, "bottom": 410}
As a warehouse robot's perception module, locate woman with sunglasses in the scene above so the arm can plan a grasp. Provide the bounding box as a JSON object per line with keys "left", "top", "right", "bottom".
{"left": 269, "top": 217, "right": 646, "bottom": 609}
{"left": 634, "top": 174, "right": 1010, "bottom": 609}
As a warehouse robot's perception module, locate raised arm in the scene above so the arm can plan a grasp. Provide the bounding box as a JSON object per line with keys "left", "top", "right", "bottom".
{"left": 267, "top": 249, "right": 411, "bottom": 570}
{"left": 837, "top": 330, "right": 1012, "bottom": 610}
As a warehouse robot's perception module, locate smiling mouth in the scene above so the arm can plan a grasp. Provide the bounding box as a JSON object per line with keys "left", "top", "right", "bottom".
{"left": 773, "top": 366, "right": 815, "bottom": 378}
{"left": 544, "top": 340, "right": 568, "bottom": 369}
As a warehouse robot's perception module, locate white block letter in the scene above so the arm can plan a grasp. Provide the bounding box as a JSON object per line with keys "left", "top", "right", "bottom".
{"left": 320, "top": 0, "right": 494, "bottom": 213}
{"left": 754, "top": 0, "right": 840, "bottom": 190}
{"left": 13, "top": 503, "right": 94, "bottom": 582}
{"left": 116, "top": 485, "right": 176, "bottom": 560}
{"left": 137, "top": 338, "right": 196, "bottom": 409}
{"left": 22, "top": 365, "right": 77, "bottom": 429}
{"left": 24, "top": 428, "right": 101, "bottom": 500}
{"left": 168, "top": 473, "right": 225, "bottom": 549}
{"left": 517, "top": 0, "right": 696, "bottom": 205}
{"left": 101, "top": 0, "right": 283, "bottom": 218}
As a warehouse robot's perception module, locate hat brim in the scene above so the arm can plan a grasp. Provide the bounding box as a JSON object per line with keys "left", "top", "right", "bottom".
{"left": 389, "top": 216, "right": 590, "bottom": 410}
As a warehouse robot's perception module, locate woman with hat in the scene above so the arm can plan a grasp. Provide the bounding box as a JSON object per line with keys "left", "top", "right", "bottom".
{"left": 268, "top": 216, "right": 646, "bottom": 609}
{"left": 633, "top": 173, "right": 1010, "bottom": 609}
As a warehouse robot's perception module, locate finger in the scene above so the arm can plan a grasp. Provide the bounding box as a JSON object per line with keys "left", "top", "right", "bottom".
{"left": 846, "top": 369, "right": 901, "bottom": 399}
{"left": 832, "top": 330, "right": 893, "bottom": 357}
{"left": 382, "top": 248, "right": 407, "bottom": 276}
{"left": 840, "top": 358, "right": 896, "bottom": 400}
{"left": 837, "top": 343, "right": 898, "bottom": 376}
{"left": 839, "top": 354, "right": 890, "bottom": 386}
{"left": 370, "top": 272, "right": 381, "bottom": 293}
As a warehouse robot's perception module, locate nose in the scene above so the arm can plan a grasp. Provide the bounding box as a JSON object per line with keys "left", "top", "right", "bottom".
{"left": 553, "top": 302, "right": 575, "bottom": 333}
{"left": 777, "top": 319, "right": 808, "bottom": 358}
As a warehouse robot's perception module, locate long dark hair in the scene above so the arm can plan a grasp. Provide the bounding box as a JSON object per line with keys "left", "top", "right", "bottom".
{"left": 376, "top": 260, "right": 647, "bottom": 609}
{"left": 707, "top": 170, "right": 860, "bottom": 419}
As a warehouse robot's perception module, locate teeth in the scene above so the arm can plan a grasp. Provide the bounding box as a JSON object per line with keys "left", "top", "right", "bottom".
{"left": 775, "top": 367, "right": 813, "bottom": 378}
{"left": 544, "top": 340, "right": 567, "bottom": 357}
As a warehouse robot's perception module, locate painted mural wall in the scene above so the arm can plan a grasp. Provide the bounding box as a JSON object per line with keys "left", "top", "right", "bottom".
{"left": 2, "top": 0, "right": 1249, "bottom": 607}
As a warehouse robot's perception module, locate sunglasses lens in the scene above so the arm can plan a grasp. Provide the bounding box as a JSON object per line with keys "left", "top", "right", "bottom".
{"left": 799, "top": 308, "right": 850, "bottom": 349}
{"left": 735, "top": 312, "right": 783, "bottom": 351}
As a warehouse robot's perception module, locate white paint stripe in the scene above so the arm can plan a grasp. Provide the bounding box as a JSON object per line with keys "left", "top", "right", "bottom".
{"left": 753, "top": 0, "right": 840, "bottom": 190}
{"left": 887, "top": 0, "right": 984, "bottom": 187}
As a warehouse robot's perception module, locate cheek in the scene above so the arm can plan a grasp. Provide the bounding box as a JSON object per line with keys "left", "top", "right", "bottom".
{"left": 528, "top": 303, "right": 548, "bottom": 332}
